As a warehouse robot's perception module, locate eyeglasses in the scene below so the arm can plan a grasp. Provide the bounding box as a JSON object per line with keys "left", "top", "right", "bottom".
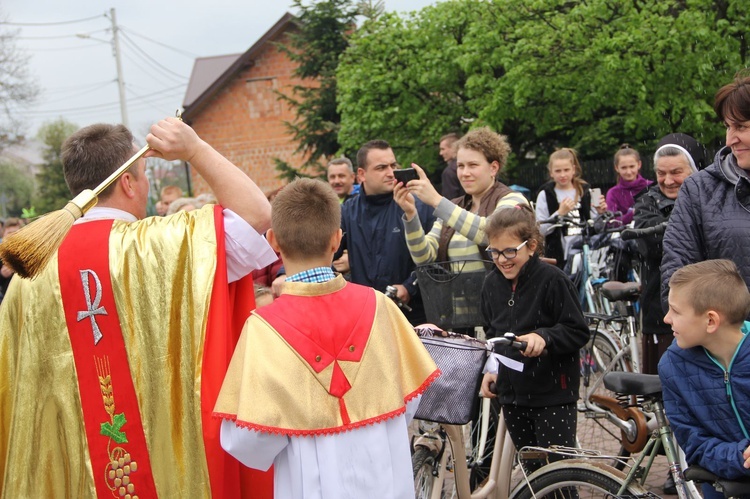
{"left": 485, "top": 240, "right": 528, "bottom": 261}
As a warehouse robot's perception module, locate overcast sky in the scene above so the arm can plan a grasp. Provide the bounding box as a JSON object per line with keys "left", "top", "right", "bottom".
{"left": 3, "top": 0, "right": 437, "bottom": 140}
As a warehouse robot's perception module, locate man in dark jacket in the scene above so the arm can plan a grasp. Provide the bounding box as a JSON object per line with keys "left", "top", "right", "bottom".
{"left": 661, "top": 73, "right": 750, "bottom": 310}
{"left": 337, "top": 140, "right": 435, "bottom": 325}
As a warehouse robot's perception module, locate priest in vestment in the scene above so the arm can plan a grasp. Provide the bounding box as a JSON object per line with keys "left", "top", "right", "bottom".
{"left": 0, "top": 118, "right": 276, "bottom": 498}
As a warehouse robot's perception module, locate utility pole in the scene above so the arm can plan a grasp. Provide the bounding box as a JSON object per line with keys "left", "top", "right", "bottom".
{"left": 109, "top": 8, "right": 129, "bottom": 128}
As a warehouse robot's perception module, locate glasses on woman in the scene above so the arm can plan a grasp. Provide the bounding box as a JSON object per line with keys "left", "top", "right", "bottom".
{"left": 485, "top": 240, "right": 528, "bottom": 261}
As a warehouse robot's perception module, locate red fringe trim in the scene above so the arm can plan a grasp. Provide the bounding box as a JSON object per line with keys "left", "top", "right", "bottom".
{"left": 212, "top": 368, "right": 441, "bottom": 437}
{"left": 405, "top": 368, "right": 441, "bottom": 403}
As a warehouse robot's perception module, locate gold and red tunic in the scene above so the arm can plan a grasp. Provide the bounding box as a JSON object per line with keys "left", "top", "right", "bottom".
{"left": 214, "top": 276, "right": 439, "bottom": 435}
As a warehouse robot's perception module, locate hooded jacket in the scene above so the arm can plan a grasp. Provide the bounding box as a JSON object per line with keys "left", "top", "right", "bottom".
{"left": 658, "top": 329, "right": 750, "bottom": 480}
{"left": 480, "top": 255, "right": 589, "bottom": 407}
{"left": 661, "top": 147, "right": 750, "bottom": 311}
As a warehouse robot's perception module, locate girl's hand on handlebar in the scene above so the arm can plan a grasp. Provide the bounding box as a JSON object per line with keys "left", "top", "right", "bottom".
{"left": 516, "top": 332, "right": 546, "bottom": 357}
{"left": 481, "top": 372, "right": 497, "bottom": 398}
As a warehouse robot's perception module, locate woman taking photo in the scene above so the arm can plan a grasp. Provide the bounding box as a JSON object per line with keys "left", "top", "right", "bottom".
{"left": 393, "top": 127, "right": 527, "bottom": 273}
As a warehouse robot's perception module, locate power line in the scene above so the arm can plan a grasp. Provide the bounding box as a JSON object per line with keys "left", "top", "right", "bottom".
{"left": 0, "top": 14, "right": 105, "bottom": 26}
{"left": 44, "top": 80, "right": 115, "bottom": 94}
{"left": 42, "top": 81, "right": 115, "bottom": 105}
{"left": 24, "top": 44, "right": 106, "bottom": 52}
{"left": 120, "top": 42, "right": 186, "bottom": 87}
{"left": 119, "top": 31, "right": 188, "bottom": 80}
{"left": 119, "top": 25, "right": 197, "bottom": 59}
{"left": 26, "top": 84, "right": 186, "bottom": 116}
{"left": 17, "top": 28, "right": 110, "bottom": 41}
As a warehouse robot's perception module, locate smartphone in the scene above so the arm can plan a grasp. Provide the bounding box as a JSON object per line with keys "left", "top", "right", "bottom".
{"left": 394, "top": 168, "right": 419, "bottom": 184}
{"left": 591, "top": 188, "right": 602, "bottom": 206}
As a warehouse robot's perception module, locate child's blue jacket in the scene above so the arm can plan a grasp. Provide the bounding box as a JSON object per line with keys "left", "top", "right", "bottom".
{"left": 659, "top": 323, "right": 750, "bottom": 479}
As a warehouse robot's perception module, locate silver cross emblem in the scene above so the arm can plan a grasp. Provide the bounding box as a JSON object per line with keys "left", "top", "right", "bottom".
{"left": 76, "top": 269, "right": 108, "bottom": 345}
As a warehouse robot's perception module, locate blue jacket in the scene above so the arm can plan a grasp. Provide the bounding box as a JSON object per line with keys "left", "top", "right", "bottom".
{"left": 661, "top": 147, "right": 750, "bottom": 312}
{"left": 337, "top": 188, "right": 434, "bottom": 324}
{"left": 658, "top": 326, "right": 750, "bottom": 479}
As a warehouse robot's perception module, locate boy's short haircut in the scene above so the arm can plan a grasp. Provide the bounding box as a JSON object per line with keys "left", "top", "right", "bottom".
{"left": 271, "top": 178, "right": 340, "bottom": 260}
{"left": 670, "top": 259, "right": 750, "bottom": 325}
{"left": 160, "top": 185, "right": 183, "bottom": 199}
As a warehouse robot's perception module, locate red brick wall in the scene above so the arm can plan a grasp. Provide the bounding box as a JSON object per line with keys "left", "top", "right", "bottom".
{"left": 188, "top": 29, "right": 310, "bottom": 198}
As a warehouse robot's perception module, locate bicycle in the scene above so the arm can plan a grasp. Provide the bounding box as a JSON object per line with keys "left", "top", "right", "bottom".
{"left": 539, "top": 212, "right": 629, "bottom": 315}
{"left": 508, "top": 371, "right": 750, "bottom": 498}
{"left": 411, "top": 333, "right": 527, "bottom": 499}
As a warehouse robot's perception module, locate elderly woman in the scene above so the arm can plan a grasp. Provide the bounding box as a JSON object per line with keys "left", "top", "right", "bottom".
{"left": 394, "top": 127, "right": 527, "bottom": 273}
{"left": 633, "top": 133, "right": 705, "bottom": 375}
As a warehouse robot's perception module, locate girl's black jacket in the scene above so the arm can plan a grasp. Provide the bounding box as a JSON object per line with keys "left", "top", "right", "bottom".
{"left": 481, "top": 254, "right": 589, "bottom": 407}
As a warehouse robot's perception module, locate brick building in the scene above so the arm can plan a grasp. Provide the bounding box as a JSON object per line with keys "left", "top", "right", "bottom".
{"left": 182, "top": 13, "right": 305, "bottom": 197}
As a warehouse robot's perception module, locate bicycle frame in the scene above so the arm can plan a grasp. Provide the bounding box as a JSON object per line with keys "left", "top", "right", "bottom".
{"left": 449, "top": 412, "right": 516, "bottom": 499}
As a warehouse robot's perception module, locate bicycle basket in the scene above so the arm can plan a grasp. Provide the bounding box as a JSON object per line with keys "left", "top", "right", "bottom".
{"left": 414, "top": 331, "right": 488, "bottom": 425}
{"left": 416, "top": 260, "right": 491, "bottom": 330}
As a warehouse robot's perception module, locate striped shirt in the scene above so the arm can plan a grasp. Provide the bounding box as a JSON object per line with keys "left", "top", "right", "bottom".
{"left": 404, "top": 191, "right": 529, "bottom": 273}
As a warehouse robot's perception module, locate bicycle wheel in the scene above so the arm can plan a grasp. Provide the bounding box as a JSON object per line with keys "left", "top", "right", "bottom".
{"left": 413, "top": 446, "right": 438, "bottom": 499}
{"left": 510, "top": 460, "right": 648, "bottom": 499}
{"left": 577, "top": 328, "right": 632, "bottom": 466}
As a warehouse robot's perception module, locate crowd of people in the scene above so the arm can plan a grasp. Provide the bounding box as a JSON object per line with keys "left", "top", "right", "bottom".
{"left": 1, "top": 72, "right": 750, "bottom": 498}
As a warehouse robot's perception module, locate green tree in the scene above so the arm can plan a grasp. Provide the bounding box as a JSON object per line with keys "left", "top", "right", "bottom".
{"left": 337, "top": 1, "right": 490, "bottom": 170}
{"left": 336, "top": 0, "right": 749, "bottom": 185}
{"left": 0, "top": 160, "right": 33, "bottom": 217}
{"left": 34, "top": 118, "right": 78, "bottom": 214}
{"left": 273, "top": 0, "right": 360, "bottom": 181}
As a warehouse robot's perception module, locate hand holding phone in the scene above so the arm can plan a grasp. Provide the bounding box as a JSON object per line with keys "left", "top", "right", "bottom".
{"left": 591, "top": 188, "right": 602, "bottom": 207}
{"left": 394, "top": 168, "right": 419, "bottom": 184}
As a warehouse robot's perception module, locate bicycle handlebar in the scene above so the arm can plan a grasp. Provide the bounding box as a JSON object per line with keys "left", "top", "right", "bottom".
{"left": 620, "top": 222, "right": 668, "bottom": 241}
{"left": 538, "top": 212, "right": 626, "bottom": 235}
{"left": 487, "top": 333, "right": 547, "bottom": 394}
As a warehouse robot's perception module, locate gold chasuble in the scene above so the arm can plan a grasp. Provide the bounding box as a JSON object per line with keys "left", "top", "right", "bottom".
{"left": 0, "top": 205, "right": 265, "bottom": 498}
{"left": 214, "top": 276, "right": 439, "bottom": 435}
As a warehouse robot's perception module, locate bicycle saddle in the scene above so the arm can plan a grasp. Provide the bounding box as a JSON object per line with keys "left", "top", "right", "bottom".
{"left": 603, "top": 371, "right": 661, "bottom": 398}
{"left": 684, "top": 465, "right": 750, "bottom": 497}
{"left": 601, "top": 281, "right": 640, "bottom": 302}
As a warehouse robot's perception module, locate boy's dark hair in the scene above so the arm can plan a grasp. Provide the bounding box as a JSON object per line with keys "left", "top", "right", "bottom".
{"left": 356, "top": 140, "right": 391, "bottom": 170}
{"left": 271, "top": 178, "right": 340, "bottom": 260}
{"left": 61, "top": 123, "right": 139, "bottom": 200}
{"left": 714, "top": 71, "right": 750, "bottom": 124}
{"left": 485, "top": 204, "right": 544, "bottom": 256}
{"left": 670, "top": 259, "right": 750, "bottom": 326}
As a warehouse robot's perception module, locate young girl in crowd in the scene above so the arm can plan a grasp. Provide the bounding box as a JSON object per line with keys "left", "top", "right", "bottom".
{"left": 535, "top": 148, "right": 606, "bottom": 269}
{"left": 480, "top": 205, "right": 589, "bottom": 471}
{"left": 605, "top": 144, "right": 652, "bottom": 225}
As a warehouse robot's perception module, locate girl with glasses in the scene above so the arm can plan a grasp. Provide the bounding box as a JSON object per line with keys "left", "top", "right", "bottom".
{"left": 479, "top": 204, "right": 589, "bottom": 473}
